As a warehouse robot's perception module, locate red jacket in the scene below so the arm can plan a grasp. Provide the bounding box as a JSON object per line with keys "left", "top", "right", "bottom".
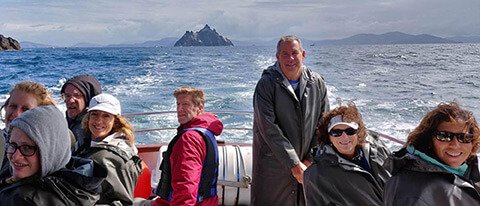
{"left": 153, "top": 113, "right": 223, "bottom": 206}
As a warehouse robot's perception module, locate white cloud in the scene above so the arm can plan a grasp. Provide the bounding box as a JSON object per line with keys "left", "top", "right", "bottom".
{"left": 1, "top": 0, "right": 478, "bottom": 45}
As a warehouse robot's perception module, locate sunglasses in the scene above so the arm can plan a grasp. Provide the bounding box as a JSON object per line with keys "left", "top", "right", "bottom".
{"left": 434, "top": 131, "right": 474, "bottom": 143}
{"left": 6, "top": 142, "right": 38, "bottom": 157}
{"left": 329, "top": 128, "right": 358, "bottom": 137}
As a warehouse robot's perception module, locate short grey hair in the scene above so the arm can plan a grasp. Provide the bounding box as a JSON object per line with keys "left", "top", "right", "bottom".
{"left": 276, "top": 35, "right": 304, "bottom": 54}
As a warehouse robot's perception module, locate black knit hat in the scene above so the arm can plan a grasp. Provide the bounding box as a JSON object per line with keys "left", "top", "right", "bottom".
{"left": 61, "top": 74, "right": 102, "bottom": 106}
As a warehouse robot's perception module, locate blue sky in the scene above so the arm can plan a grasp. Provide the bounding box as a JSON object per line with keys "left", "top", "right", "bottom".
{"left": 1, "top": 0, "right": 479, "bottom": 46}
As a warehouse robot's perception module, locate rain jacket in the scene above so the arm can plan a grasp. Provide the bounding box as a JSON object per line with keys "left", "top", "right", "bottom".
{"left": 0, "top": 129, "right": 10, "bottom": 180}
{"left": 252, "top": 62, "right": 329, "bottom": 205}
{"left": 69, "top": 110, "right": 90, "bottom": 155}
{"left": 0, "top": 157, "right": 107, "bottom": 206}
{"left": 153, "top": 112, "right": 223, "bottom": 206}
{"left": 383, "top": 147, "right": 480, "bottom": 205}
{"left": 304, "top": 133, "right": 391, "bottom": 206}
{"left": 0, "top": 130, "right": 4, "bottom": 176}
{"left": 79, "top": 132, "right": 142, "bottom": 206}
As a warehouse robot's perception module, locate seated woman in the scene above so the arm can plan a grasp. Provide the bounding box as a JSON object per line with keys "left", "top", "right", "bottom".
{"left": 0, "top": 106, "right": 106, "bottom": 205}
{"left": 0, "top": 81, "right": 56, "bottom": 178}
{"left": 78, "top": 93, "right": 142, "bottom": 205}
{"left": 304, "top": 102, "right": 391, "bottom": 206}
{"left": 383, "top": 102, "right": 480, "bottom": 205}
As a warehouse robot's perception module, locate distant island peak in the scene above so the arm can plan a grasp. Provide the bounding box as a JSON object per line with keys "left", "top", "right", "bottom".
{"left": 174, "top": 24, "right": 234, "bottom": 47}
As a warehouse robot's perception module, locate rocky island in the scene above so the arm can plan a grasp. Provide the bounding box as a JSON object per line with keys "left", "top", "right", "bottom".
{"left": 0, "top": 35, "right": 21, "bottom": 50}
{"left": 174, "top": 24, "right": 234, "bottom": 47}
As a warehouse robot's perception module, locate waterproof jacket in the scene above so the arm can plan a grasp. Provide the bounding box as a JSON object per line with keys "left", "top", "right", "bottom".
{"left": 252, "top": 62, "right": 329, "bottom": 206}
{"left": 0, "top": 157, "right": 107, "bottom": 206}
{"left": 383, "top": 147, "right": 480, "bottom": 206}
{"left": 70, "top": 110, "right": 91, "bottom": 155}
{"left": 304, "top": 133, "right": 391, "bottom": 206}
{"left": 79, "top": 132, "right": 142, "bottom": 206}
{"left": 0, "top": 131, "right": 3, "bottom": 170}
{"left": 156, "top": 128, "right": 218, "bottom": 201}
{"left": 0, "top": 129, "right": 6, "bottom": 179}
{"left": 153, "top": 112, "right": 223, "bottom": 206}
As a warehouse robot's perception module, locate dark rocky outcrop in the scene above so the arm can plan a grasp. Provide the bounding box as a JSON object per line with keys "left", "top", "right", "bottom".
{"left": 174, "top": 24, "right": 234, "bottom": 47}
{"left": 0, "top": 35, "right": 21, "bottom": 50}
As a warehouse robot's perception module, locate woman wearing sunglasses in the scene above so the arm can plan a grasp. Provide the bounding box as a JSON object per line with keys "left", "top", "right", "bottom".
{"left": 0, "top": 106, "right": 106, "bottom": 205}
{"left": 304, "top": 102, "right": 391, "bottom": 205}
{"left": 383, "top": 102, "right": 480, "bottom": 205}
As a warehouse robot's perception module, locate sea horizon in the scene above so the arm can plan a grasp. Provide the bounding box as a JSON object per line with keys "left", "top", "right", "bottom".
{"left": 1, "top": 43, "right": 479, "bottom": 151}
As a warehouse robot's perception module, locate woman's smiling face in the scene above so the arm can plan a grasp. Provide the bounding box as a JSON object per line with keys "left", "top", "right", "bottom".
{"left": 329, "top": 124, "right": 359, "bottom": 159}
{"left": 8, "top": 127, "right": 40, "bottom": 180}
{"left": 88, "top": 110, "right": 115, "bottom": 140}
{"left": 432, "top": 120, "right": 473, "bottom": 167}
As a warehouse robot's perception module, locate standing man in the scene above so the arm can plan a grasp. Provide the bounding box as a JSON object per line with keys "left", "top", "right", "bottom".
{"left": 60, "top": 74, "right": 101, "bottom": 155}
{"left": 251, "top": 35, "right": 329, "bottom": 205}
{"left": 153, "top": 86, "right": 223, "bottom": 206}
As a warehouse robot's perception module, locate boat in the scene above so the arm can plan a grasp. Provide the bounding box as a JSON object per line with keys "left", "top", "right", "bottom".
{"left": 129, "top": 111, "right": 405, "bottom": 205}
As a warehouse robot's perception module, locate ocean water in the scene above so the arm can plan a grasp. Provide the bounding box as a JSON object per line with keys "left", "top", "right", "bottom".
{"left": 1, "top": 43, "right": 479, "bottom": 150}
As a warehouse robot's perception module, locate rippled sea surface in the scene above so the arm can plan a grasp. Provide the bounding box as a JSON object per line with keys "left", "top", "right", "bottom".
{"left": 1, "top": 44, "right": 479, "bottom": 149}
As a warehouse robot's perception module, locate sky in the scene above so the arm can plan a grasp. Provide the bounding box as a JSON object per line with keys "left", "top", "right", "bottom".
{"left": 1, "top": 0, "right": 479, "bottom": 46}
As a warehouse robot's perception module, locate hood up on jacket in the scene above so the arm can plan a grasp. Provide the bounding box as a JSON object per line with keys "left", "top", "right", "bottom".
{"left": 10, "top": 105, "right": 71, "bottom": 178}
{"left": 61, "top": 74, "right": 102, "bottom": 107}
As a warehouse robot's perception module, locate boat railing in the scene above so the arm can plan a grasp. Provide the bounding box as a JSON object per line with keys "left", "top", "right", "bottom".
{"left": 125, "top": 110, "right": 406, "bottom": 145}
{"left": 126, "top": 110, "right": 405, "bottom": 205}
{"left": 125, "top": 110, "right": 254, "bottom": 135}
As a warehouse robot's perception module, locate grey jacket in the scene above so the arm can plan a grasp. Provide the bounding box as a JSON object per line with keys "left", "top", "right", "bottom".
{"left": 79, "top": 132, "right": 142, "bottom": 206}
{"left": 70, "top": 110, "right": 90, "bottom": 155}
{"left": 304, "top": 133, "right": 391, "bottom": 206}
{"left": 383, "top": 147, "right": 480, "bottom": 206}
{"left": 252, "top": 62, "right": 329, "bottom": 205}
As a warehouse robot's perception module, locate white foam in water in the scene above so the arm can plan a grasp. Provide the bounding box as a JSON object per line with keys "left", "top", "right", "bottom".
{"left": 377, "top": 102, "right": 396, "bottom": 109}
{"left": 254, "top": 56, "right": 275, "bottom": 71}
{"left": 1, "top": 44, "right": 479, "bottom": 150}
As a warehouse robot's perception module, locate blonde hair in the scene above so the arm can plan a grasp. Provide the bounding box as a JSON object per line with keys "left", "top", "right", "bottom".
{"left": 82, "top": 113, "right": 135, "bottom": 146}
{"left": 1, "top": 81, "right": 55, "bottom": 122}
{"left": 10, "top": 81, "right": 55, "bottom": 106}
{"left": 173, "top": 86, "right": 205, "bottom": 107}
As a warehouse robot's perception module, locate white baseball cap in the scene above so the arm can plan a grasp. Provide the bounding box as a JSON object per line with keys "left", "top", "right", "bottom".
{"left": 88, "top": 93, "right": 121, "bottom": 115}
{"left": 327, "top": 115, "right": 359, "bottom": 132}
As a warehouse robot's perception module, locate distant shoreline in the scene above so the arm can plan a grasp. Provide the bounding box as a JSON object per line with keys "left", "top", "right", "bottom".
{"left": 19, "top": 31, "right": 480, "bottom": 49}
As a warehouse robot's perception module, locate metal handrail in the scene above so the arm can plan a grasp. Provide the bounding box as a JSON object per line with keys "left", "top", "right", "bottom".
{"left": 125, "top": 110, "right": 253, "bottom": 117}
{"left": 125, "top": 110, "right": 253, "bottom": 134}
{"left": 125, "top": 110, "right": 405, "bottom": 145}
{"left": 134, "top": 127, "right": 252, "bottom": 133}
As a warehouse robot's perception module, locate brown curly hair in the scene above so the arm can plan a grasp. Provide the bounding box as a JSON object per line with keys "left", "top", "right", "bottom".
{"left": 316, "top": 102, "right": 367, "bottom": 147}
{"left": 407, "top": 101, "right": 480, "bottom": 159}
